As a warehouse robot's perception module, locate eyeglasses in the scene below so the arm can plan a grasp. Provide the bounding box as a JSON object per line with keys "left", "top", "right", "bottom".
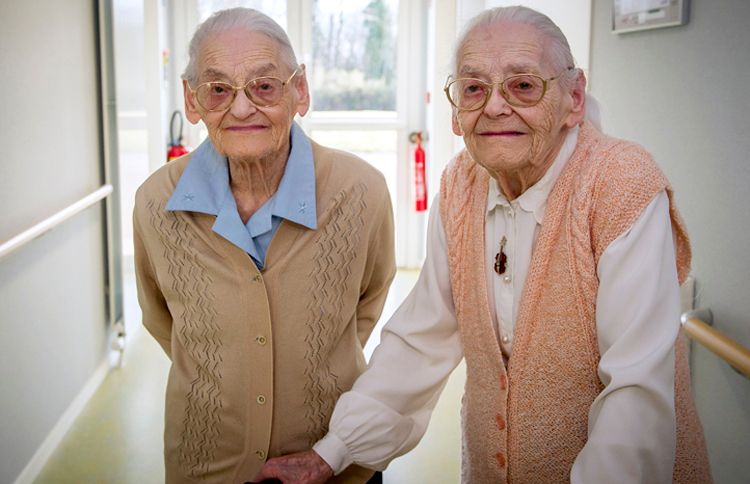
{"left": 443, "top": 69, "right": 571, "bottom": 111}
{"left": 190, "top": 68, "right": 300, "bottom": 112}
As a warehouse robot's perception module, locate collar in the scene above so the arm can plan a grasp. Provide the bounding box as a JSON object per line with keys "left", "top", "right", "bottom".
{"left": 165, "top": 136, "right": 227, "bottom": 215}
{"left": 487, "top": 126, "right": 579, "bottom": 224}
{"left": 266, "top": 122, "right": 317, "bottom": 230}
{"left": 165, "top": 121, "right": 317, "bottom": 231}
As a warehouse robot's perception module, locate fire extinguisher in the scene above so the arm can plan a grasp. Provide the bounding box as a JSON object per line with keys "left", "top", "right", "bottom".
{"left": 412, "top": 131, "right": 428, "bottom": 212}
{"left": 167, "top": 110, "right": 189, "bottom": 162}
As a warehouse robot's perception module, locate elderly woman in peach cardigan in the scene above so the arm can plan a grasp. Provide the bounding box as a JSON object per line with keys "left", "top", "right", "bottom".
{"left": 256, "top": 6, "right": 711, "bottom": 484}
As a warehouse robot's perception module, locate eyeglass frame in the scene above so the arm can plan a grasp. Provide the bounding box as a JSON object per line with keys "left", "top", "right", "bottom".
{"left": 189, "top": 67, "right": 302, "bottom": 112}
{"left": 443, "top": 67, "right": 573, "bottom": 111}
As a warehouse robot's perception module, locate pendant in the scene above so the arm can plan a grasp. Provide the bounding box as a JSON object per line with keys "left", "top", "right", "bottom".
{"left": 494, "top": 236, "right": 507, "bottom": 275}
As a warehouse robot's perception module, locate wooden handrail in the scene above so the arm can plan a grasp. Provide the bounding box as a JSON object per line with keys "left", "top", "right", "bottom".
{"left": 0, "top": 185, "right": 113, "bottom": 261}
{"left": 681, "top": 309, "right": 750, "bottom": 379}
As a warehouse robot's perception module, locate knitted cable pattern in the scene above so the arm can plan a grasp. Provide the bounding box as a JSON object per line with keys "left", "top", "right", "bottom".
{"left": 303, "top": 183, "right": 368, "bottom": 445}
{"left": 440, "top": 121, "right": 711, "bottom": 483}
{"left": 148, "top": 200, "right": 224, "bottom": 479}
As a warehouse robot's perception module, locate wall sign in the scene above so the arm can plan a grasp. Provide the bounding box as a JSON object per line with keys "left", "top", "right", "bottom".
{"left": 613, "top": 0, "right": 690, "bottom": 33}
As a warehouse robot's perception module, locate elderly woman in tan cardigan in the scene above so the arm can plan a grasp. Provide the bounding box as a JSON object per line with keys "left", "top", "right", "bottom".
{"left": 133, "top": 8, "right": 395, "bottom": 484}
{"left": 256, "top": 6, "right": 711, "bottom": 484}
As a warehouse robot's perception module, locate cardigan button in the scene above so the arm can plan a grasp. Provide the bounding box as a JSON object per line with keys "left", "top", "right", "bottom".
{"left": 256, "top": 394, "right": 267, "bottom": 405}
{"left": 256, "top": 335, "right": 267, "bottom": 346}
{"left": 496, "top": 414, "right": 506, "bottom": 430}
{"left": 253, "top": 274, "right": 262, "bottom": 282}
{"left": 496, "top": 452, "right": 506, "bottom": 468}
{"left": 255, "top": 450, "right": 266, "bottom": 460}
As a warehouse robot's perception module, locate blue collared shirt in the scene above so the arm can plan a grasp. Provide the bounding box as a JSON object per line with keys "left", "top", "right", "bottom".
{"left": 165, "top": 122, "right": 317, "bottom": 269}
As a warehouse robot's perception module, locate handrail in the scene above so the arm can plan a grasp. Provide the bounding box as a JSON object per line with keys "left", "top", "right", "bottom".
{"left": 681, "top": 308, "right": 750, "bottom": 380}
{"left": 0, "top": 184, "right": 113, "bottom": 261}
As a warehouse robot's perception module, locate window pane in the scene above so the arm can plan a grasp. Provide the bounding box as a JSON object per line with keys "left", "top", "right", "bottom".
{"left": 310, "top": 129, "right": 397, "bottom": 200}
{"left": 312, "top": 0, "right": 398, "bottom": 112}
{"left": 197, "top": 0, "right": 286, "bottom": 28}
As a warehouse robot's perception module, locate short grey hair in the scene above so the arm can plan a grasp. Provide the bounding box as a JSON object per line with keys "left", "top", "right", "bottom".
{"left": 452, "top": 6, "right": 576, "bottom": 85}
{"left": 182, "top": 7, "right": 299, "bottom": 86}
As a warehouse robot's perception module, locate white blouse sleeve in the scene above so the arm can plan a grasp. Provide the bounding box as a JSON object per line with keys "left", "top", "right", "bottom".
{"left": 571, "top": 190, "right": 679, "bottom": 483}
{"left": 313, "top": 196, "right": 464, "bottom": 474}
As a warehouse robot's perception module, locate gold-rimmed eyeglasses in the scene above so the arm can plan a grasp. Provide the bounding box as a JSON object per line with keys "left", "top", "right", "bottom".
{"left": 190, "top": 68, "right": 300, "bottom": 112}
{"left": 443, "top": 68, "right": 572, "bottom": 111}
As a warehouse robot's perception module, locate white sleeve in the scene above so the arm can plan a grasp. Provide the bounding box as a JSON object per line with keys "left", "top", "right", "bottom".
{"left": 571, "top": 191, "right": 679, "bottom": 483}
{"left": 313, "top": 195, "right": 464, "bottom": 474}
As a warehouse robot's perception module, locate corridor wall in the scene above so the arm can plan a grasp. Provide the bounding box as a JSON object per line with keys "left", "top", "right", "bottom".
{"left": 589, "top": 1, "right": 750, "bottom": 481}
{"left": 0, "top": 1, "right": 113, "bottom": 482}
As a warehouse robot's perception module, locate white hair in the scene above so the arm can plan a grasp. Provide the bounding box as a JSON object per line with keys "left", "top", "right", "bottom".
{"left": 452, "top": 6, "right": 576, "bottom": 86}
{"left": 182, "top": 7, "right": 298, "bottom": 86}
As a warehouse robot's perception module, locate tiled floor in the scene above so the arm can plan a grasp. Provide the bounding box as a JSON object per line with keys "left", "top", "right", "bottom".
{"left": 34, "top": 267, "right": 465, "bottom": 483}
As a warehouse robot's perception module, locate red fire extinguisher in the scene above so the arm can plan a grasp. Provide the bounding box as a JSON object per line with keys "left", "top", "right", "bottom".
{"left": 413, "top": 131, "right": 428, "bottom": 212}
{"left": 167, "top": 110, "right": 189, "bottom": 162}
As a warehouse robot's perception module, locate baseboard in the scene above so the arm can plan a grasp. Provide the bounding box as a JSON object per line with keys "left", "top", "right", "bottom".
{"left": 13, "top": 359, "right": 111, "bottom": 484}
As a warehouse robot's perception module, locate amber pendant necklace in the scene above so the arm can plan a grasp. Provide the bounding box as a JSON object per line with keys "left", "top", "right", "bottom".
{"left": 494, "top": 236, "right": 508, "bottom": 275}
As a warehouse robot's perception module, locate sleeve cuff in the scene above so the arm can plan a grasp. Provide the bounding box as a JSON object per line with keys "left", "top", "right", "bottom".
{"left": 313, "top": 432, "right": 354, "bottom": 476}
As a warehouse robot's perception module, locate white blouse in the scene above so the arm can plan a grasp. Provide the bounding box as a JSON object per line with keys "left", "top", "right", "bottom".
{"left": 314, "top": 128, "right": 680, "bottom": 483}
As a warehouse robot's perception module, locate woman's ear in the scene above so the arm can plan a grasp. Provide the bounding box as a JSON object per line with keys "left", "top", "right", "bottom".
{"left": 564, "top": 69, "right": 587, "bottom": 128}
{"left": 183, "top": 79, "right": 203, "bottom": 125}
{"left": 293, "top": 65, "right": 311, "bottom": 117}
{"left": 452, "top": 110, "right": 464, "bottom": 136}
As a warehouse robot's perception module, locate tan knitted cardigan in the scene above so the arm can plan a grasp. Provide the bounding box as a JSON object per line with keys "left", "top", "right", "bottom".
{"left": 440, "top": 121, "right": 711, "bottom": 483}
{"left": 134, "top": 140, "right": 395, "bottom": 483}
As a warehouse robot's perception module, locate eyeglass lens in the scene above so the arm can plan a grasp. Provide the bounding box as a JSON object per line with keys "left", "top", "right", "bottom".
{"left": 196, "top": 77, "right": 285, "bottom": 111}
{"left": 448, "top": 75, "right": 546, "bottom": 109}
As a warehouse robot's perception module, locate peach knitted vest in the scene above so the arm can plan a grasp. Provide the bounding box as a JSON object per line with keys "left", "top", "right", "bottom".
{"left": 440, "top": 122, "right": 711, "bottom": 483}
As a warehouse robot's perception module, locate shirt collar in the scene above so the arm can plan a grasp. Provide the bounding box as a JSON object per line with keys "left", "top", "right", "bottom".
{"left": 487, "top": 125, "right": 579, "bottom": 224}
{"left": 165, "top": 137, "right": 227, "bottom": 215}
{"left": 165, "top": 122, "right": 317, "bottom": 230}
{"left": 269, "top": 122, "right": 317, "bottom": 230}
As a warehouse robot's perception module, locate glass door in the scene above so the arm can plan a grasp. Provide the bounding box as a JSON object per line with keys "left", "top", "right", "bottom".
{"left": 295, "top": 0, "right": 428, "bottom": 267}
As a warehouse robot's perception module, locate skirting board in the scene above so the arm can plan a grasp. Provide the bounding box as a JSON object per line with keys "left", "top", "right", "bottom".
{"left": 13, "top": 358, "right": 111, "bottom": 484}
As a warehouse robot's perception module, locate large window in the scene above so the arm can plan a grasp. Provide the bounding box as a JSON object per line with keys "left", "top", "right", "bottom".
{"left": 310, "top": 0, "right": 398, "bottom": 113}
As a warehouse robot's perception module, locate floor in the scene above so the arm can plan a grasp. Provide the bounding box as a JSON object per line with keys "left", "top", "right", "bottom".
{"left": 34, "top": 266, "right": 465, "bottom": 483}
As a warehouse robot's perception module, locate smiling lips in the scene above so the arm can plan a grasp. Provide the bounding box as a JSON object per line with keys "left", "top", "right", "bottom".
{"left": 478, "top": 129, "right": 526, "bottom": 137}
{"left": 224, "top": 124, "right": 268, "bottom": 132}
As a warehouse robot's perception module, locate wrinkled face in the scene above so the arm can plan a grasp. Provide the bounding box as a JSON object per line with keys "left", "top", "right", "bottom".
{"left": 184, "top": 28, "right": 309, "bottom": 162}
{"left": 452, "top": 22, "right": 584, "bottom": 177}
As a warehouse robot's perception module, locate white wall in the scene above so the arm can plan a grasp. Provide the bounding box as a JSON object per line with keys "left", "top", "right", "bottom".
{"left": 0, "top": 1, "right": 111, "bottom": 482}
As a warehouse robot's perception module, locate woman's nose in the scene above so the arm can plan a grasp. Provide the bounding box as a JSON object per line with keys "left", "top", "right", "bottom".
{"left": 483, "top": 85, "right": 512, "bottom": 117}
{"left": 229, "top": 88, "right": 258, "bottom": 118}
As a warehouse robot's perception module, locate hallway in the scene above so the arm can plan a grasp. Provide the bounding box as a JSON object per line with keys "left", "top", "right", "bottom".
{"left": 34, "top": 268, "right": 466, "bottom": 483}
{"left": 4, "top": 1, "right": 750, "bottom": 482}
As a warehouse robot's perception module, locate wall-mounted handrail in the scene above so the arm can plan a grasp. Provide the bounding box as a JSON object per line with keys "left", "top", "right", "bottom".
{"left": 681, "top": 308, "right": 750, "bottom": 380}
{"left": 0, "top": 184, "right": 113, "bottom": 261}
